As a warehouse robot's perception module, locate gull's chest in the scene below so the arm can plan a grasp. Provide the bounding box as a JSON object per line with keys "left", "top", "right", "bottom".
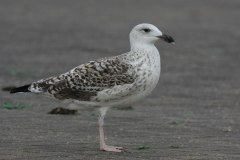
{"left": 137, "top": 49, "right": 160, "bottom": 77}
{"left": 130, "top": 49, "right": 161, "bottom": 96}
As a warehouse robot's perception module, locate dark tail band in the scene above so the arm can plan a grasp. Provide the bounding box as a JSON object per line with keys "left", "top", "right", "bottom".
{"left": 10, "top": 84, "right": 31, "bottom": 94}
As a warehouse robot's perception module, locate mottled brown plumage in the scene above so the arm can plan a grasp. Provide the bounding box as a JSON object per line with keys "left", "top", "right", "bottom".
{"left": 29, "top": 55, "right": 135, "bottom": 101}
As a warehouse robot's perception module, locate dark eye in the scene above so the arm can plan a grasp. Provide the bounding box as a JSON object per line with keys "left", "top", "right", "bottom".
{"left": 143, "top": 28, "right": 151, "bottom": 33}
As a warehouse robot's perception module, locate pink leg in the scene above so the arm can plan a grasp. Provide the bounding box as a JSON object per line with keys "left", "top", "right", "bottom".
{"left": 98, "top": 114, "right": 125, "bottom": 152}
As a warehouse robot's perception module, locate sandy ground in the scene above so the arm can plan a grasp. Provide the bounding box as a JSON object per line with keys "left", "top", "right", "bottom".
{"left": 0, "top": 0, "right": 240, "bottom": 159}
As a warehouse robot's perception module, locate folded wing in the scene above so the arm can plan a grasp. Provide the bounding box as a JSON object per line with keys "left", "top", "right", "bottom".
{"left": 29, "top": 55, "right": 135, "bottom": 101}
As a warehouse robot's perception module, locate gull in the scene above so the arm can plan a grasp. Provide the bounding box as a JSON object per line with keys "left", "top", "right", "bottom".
{"left": 10, "top": 23, "right": 175, "bottom": 152}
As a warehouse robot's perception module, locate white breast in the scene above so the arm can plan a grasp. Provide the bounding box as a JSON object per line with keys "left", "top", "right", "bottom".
{"left": 124, "top": 46, "right": 161, "bottom": 105}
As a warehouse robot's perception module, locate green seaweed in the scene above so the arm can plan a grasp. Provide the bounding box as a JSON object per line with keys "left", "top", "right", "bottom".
{"left": 137, "top": 145, "right": 149, "bottom": 149}
{"left": 1, "top": 102, "right": 32, "bottom": 109}
{"left": 171, "top": 121, "right": 179, "bottom": 125}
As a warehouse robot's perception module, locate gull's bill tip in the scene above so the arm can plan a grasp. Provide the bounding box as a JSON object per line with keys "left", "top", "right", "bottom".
{"left": 157, "top": 34, "right": 175, "bottom": 44}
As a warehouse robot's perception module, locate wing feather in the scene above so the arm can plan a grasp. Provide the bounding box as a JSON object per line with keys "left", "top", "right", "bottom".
{"left": 29, "top": 55, "right": 135, "bottom": 101}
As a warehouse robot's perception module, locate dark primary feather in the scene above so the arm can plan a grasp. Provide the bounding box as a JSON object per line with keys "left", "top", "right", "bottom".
{"left": 10, "top": 84, "right": 31, "bottom": 94}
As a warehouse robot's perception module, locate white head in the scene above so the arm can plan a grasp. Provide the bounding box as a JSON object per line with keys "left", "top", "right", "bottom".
{"left": 130, "top": 23, "right": 175, "bottom": 47}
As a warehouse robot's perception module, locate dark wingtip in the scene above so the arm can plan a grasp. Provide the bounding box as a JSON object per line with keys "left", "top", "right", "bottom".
{"left": 10, "top": 84, "right": 31, "bottom": 94}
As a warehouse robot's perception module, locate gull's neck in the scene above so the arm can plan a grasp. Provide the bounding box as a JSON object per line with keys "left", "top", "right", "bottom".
{"left": 127, "top": 41, "right": 161, "bottom": 75}
{"left": 130, "top": 42, "right": 158, "bottom": 55}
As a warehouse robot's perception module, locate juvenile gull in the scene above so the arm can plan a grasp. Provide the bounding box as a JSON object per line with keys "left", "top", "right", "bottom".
{"left": 10, "top": 23, "right": 175, "bottom": 152}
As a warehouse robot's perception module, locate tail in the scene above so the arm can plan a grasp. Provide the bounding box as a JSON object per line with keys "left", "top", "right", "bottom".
{"left": 10, "top": 84, "right": 31, "bottom": 94}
